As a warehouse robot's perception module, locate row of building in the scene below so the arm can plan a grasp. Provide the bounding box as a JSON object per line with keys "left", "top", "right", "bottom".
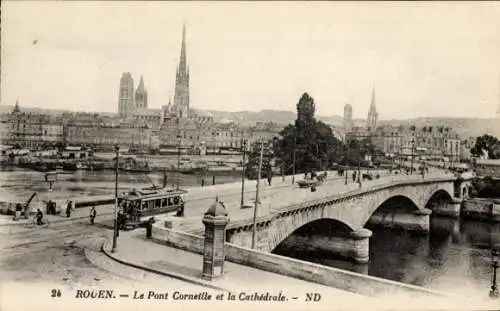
{"left": 342, "top": 89, "right": 475, "bottom": 161}
{"left": 0, "top": 101, "right": 282, "bottom": 152}
{"left": 345, "top": 124, "right": 473, "bottom": 162}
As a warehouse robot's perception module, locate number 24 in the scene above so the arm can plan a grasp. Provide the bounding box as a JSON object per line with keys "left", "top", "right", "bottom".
{"left": 51, "top": 289, "right": 62, "bottom": 298}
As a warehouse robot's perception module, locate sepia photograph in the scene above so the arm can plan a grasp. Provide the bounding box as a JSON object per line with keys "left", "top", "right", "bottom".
{"left": 1, "top": 1, "right": 500, "bottom": 310}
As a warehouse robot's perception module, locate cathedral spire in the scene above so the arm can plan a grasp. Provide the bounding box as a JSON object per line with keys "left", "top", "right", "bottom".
{"left": 13, "top": 97, "right": 20, "bottom": 113}
{"left": 178, "top": 22, "right": 187, "bottom": 78}
{"left": 137, "top": 75, "right": 145, "bottom": 92}
{"left": 370, "top": 87, "right": 376, "bottom": 111}
{"left": 367, "top": 87, "right": 378, "bottom": 131}
{"left": 174, "top": 22, "right": 190, "bottom": 119}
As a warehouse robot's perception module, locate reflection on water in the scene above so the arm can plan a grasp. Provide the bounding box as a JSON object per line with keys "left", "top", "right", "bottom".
{"left": 0, "top": 167, "right": 241, "bottom": 201}
{"left": 274, "top": 215, "right": 500, "bottom": 296}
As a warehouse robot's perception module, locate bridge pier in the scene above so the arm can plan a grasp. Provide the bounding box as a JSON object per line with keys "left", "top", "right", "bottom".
{"left": 350, "top": 229, "right": 372, "bottom": 264}
{"left": 430, "top": 199, "right": 461, "bottom": 218}
{"left": 313, "top": 229, "right": 373, "bottom": 264}
{"left": 368, "top": 208, "right": 432, "bottom": 232}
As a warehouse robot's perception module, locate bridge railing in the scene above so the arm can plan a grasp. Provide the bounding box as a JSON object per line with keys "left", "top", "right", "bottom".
{"left": 225, "top": 173, "right": 457, "bottom": 230}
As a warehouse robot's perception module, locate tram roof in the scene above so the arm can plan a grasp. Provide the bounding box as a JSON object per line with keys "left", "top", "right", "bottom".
{"left": 120, "top": 187, "right": 188, "bottom": 200}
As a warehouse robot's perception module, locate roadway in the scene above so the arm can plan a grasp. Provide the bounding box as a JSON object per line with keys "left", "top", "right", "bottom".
{"left": 0, "top": 217, "right": 209, "bottom": 290}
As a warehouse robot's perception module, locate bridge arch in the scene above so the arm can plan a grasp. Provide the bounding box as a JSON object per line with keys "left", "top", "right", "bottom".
{"left": 424, "top": 189, "right": 453, "bottom": 209}
{"left": 268, "top": 217, "right": 354, "bottom": 253}
{"left": 357, "top": 194, "right": 421, "bottom": 230}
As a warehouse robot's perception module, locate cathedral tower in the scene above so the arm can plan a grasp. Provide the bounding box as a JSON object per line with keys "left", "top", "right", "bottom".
{"left": 366, "top": 88, "right": 378, "bottom": 131}
{"left": 118, "top": 72, "right": 135, "bottom": 118}
{"left": 173, "top": 23, "right": 190, "bottom": 119}
{"left": 343, "top": 104, "right": 353, "bottom": 131}
{"left": 135, "top": 75, "right": 148, "bottom": 109}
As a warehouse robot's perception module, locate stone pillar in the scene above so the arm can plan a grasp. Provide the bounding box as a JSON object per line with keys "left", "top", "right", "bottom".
{"left": 350, "top": 229, "right": 372, "bottom": 264}
{"left": 368, "top": 208, "right": 432, "bottom": 232}
{"left": 409, "top": 208, "right": 432, "bottom": 232}
{"left": 201, "top": 198, "right": 229, "bottom": 281}
{"left": 432, "top": 199, "right": 461, "bottom": 218}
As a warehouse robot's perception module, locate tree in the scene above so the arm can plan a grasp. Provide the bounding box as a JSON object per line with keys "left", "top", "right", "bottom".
{"left": 245, "top": 140, "right": 274, "bottom": 180}
{"left": 470, "top": 134, "right": 500, "bottom": 159}
{"left": 273, "top": 93, "right": 342, "bottom": 174}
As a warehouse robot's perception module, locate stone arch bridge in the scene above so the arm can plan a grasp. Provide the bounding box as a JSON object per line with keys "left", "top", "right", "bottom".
{"left": 224, "top": 175, "right": 473, "bottom": 263}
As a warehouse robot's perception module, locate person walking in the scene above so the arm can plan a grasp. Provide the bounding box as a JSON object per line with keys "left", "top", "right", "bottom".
{"left": 267, "top": 169, "right": 273, "bottom": 186}
{"left": 66, "top": 201, "right": 73, "bottom": 218}
{"left": 89, "top": 206, "right": 97, "bottom": 225}
{"left": 36, "top": 208, "right": 44, "bottom": 226}
{"left": 45, "top": 200, "right": 51, "bottom": 215}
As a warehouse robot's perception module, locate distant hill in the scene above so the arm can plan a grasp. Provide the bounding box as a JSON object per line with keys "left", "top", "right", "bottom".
{"left": 193, "top": 108, "right": 344, "bottom": 127}
{"left": 1, "top": 104, "right": 497, "bottom": 138}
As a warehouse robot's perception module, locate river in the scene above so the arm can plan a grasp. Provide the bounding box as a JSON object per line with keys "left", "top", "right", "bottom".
{"left": 274, "top": 212, "right": 500, "bottom": 298}
{"left": 0, "top": 166, "right": 242, "bottom": 202}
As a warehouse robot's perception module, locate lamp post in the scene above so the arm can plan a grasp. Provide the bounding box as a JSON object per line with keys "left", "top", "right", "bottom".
{"left": 251, "top": 141, "right": 264, "bottom": 249}
{"left": 411, "top": 138, "right": 415, "bottom": 175}
{"left": 357, "top": 139, "right": 361, "bottom": 187}
{"left": 111, "top": 145, "right": 119, "bottom": 253}
{"left": 390, "top": 133, "right": 395, "bottom": 171}
{"left": 240, "top": 138, "right": 247, "bottom": 207}
{"left": 176, "top": 134, "right": 182, "bottom": 190}
{"left": 399, "top": 144, "right": 403, "bottom": 173}
{"left": 344, "top": 143, "right": 348, "bottom": 185}
{"left": 490, "top": 248, "right": 499, "bottom": 298}
{"left": 292, "top": 134, "right": 296, "bottom": 185}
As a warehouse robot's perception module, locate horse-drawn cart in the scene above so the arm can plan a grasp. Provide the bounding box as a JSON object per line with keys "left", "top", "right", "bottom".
{"left": 296, "top": 172, "right": 327, "bottom": 188}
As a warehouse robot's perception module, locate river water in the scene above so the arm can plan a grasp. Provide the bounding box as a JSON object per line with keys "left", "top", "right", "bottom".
{"left": 1, "top": 167, "right": 499, "bottom": 299}
{"left": 0, "top": 166, "right": 241, "bottom": 202}
{"left": 274, "top": 213, "right": 500, "bottom": 298}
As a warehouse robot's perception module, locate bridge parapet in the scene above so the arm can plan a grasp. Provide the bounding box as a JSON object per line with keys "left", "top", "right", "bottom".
{"left": 223, "top": 174, "right": 467, "bottom": 258}
{"left": 223, "top": 175, "right": 461, "bottom": 232}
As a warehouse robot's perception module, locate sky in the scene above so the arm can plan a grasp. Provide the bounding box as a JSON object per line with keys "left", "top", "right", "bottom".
{"left": 1, "top": 1, "right": 500, "bottom": 119}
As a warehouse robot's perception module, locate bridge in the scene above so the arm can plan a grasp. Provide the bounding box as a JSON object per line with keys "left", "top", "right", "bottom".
{"left": 169, "top": 168, "right": 475, "bottom": 264}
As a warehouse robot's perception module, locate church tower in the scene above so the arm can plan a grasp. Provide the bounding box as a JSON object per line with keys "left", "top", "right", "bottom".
{"left": 118, "top": 72, "right": 135, "bottom": 119}
{"left": 173, "top": 23, "right": 190, "bottom": 119}
{"left": 343, "top": 104, "right": 353, "bottom": 131}
{"left": 366, "top": 88, "right": 378, "bottom": 131}
{"left": 12, "top": 98, "right": 21, "bottom": 114}
{"left": 135, "top": 75, "right": 148, "bottom": 109}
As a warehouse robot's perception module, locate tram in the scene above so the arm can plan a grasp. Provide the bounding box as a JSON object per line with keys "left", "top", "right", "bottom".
{"left": 117, "top": 186, "right": 188, "bottom": 230}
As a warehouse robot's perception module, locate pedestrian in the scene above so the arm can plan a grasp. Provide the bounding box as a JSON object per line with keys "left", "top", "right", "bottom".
{"left": 66, "top": 200, "right": 73, "bottom": 218}
{"left": 36, "top": 208, "right": 44, "bottom": 226}
{"left": 52, "top": 201, "right": 57, "bottom": 215}
{"left": 89, "top": 206, "right": 96, "bottom": 225}
{"left": 46, "top": 200, "right": 51, "bottom": 215}
{"left": 267, "top": 169, "right": 273, "bottom": 186}
{"left": 352, "top": 171, "right": 356, "bottom": 182}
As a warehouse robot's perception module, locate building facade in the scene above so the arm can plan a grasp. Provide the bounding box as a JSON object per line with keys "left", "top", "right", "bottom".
{"left": 2, "top": 101, "right": 64, "bottom": 149}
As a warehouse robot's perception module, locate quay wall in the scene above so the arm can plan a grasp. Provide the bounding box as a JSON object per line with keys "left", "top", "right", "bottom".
{"left": 151, "top": 224, "right": 444, "bottom": 298}
{"left": 462, "top": 198, "right": 500, "bottom": 222}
